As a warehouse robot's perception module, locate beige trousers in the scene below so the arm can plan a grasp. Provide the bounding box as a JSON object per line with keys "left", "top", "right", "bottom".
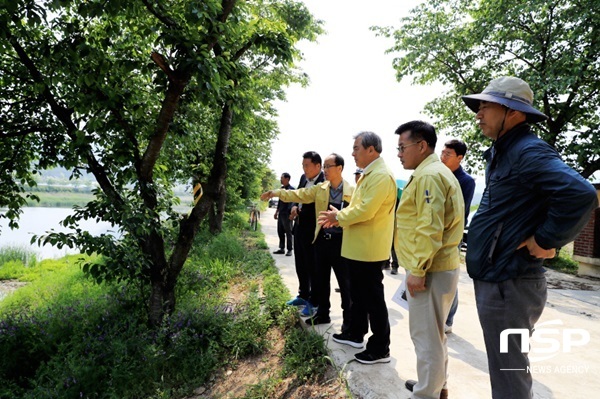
{"left": 407, "top": 268, "right": 459, "bottom": 399}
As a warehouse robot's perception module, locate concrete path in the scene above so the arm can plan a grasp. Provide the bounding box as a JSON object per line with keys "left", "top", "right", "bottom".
{"left": 259, "top": 207, "right": 600, "bottom": 398}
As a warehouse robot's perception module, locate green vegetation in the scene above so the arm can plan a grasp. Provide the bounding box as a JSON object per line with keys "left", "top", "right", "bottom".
{"left": 544, "top": 246, "right": 580, "bottom": 275}
{"left": 1, "top": 0, "right": 323, "bottom": 327}
{"left": 0, "top": 212, "right": 332, "bottom": 398}
{"left": 22, "top": 191, "right": 95, "bottom": 208}
{"left": 0, "top": 246, "right": 37, "bottom": 273}
{"left": 377, "top": 0, "right": 600, "bottom": 178}
{"left": 283, "top": 324, "right": 331, "bottom": 380}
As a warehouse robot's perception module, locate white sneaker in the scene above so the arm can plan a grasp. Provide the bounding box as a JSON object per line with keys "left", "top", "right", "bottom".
{"left": 444, "top": 324, "right": 453, "bottom": 334}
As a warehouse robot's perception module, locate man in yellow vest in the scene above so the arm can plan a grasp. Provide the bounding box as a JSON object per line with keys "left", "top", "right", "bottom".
{"left": 319, "top": 131, "right": 396, "bottom": 364}
{"left": 394, "top": 120, "right": 464, "bottom": 399}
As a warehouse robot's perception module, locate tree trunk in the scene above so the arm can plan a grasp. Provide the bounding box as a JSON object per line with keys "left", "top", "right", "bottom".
{"left": 164, "top": 102, "right": 234, "bottom": 321}
{"left": 207, "top": 103, "right": 232, "bottom": 233}
{"left": 215, "top": 187, "right": 227, "bottom": 231}
{"left": 208, "top": 202, "right": 218, "bottom": 233}
{"left": 209, "top": 187, "right": 226, "bottom": 234}
{"left": 146, "top": 229, "right": 170, "bottom": 327}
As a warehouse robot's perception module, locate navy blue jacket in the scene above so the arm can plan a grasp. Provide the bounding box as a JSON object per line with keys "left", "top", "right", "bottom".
{"left": 453, "top": 165, "right": 476, "bottom": 225}
{"left": 276, "top": 183, "right": 295, "bottom": 217}
{"left": 293, "top": 171, "right": 325, "bottom": 235}
{"left": 466, "top": 123, "right": 598, "bottom": 282}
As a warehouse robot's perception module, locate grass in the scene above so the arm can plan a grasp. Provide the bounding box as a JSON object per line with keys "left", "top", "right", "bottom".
{"left": 283, "top": 323, "right": 331, "bottom": 380}
{"left": 544, "top": 244, "right": 580, "bottom": 275}
{"left": 23, "top": 191, "right": 95, "bottom": 207}
{"left": 0, "top": 210, "right": 333, "bottom": 398}
{"left": 0, "top": 246, "right": 37, "bottom": 274}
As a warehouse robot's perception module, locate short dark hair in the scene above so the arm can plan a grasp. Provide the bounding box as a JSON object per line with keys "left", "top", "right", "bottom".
{"left": 353, "top": 131, "right": 383, "bottom": 153}
{"left": 444, "top": 139, "right": 467, "bottom": 157}
{"left": 394, "top": 120, "right": 437, "bottom": 150}
{"left": 302, "top": 151, "right": 322, "bottom": 166}
{"left": 281, "top": 172, "right": 291, "bottom": 179}
{"left": 328, "top": 153, "right": 345, "bottom": 170}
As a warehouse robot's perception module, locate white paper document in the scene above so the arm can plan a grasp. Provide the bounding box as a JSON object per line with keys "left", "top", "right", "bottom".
{"left": 391, "top": 277, "right": 409, "bottom": 310}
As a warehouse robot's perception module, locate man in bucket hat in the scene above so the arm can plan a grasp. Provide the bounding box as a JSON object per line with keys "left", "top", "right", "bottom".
{"left": 462, "top": 76, "right": 598, "bottom": 399}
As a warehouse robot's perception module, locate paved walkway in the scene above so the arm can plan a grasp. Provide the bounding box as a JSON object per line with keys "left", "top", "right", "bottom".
{"left": 259, "top": 207, "right": 600, "bottom": 398}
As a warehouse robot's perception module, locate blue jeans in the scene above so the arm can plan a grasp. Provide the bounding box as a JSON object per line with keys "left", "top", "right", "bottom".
{"left": 445, "top": 290, "right": 458, "bottom": 326}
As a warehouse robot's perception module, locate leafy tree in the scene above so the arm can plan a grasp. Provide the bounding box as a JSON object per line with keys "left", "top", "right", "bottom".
{"left": 375, "top": 0, "right": 600, "bottom": 177}
{"left": 261, "top": 169, "right": 279, "bottom": 193}
{"left": 0, "top": 0, "right": 322, "bottom": 326}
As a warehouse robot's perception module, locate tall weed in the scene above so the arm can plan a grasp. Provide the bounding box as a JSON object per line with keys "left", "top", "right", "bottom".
{"left": 283, "top": 325, "right": 330, "bottom": 380}
{"left": 0, "top": 246, "right": 36, "bottom": 270}
{"left": 206, "top": 232, "right": 245, "bottom": 262}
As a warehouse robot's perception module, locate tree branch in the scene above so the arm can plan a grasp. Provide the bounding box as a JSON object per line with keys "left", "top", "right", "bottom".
{"left": 219, "top": 0, "right": 237, "bottom": 23}
{"left": 0, "top": 126, "right": 54, "bottom": 138}
{"left": 140, "top": 0, "right": 178, "bottom": 28}
{"left": 5, "top": 21, "right": 125, "bottom": 209}
{"left": 151, "top": 52, "right": 176, "bottom": 81}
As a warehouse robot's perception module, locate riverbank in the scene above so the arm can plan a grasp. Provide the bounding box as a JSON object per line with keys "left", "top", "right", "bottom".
{"left": 0, "top": 280, "right": 27, "bottom": 301}
{"left": 23, "top": 191, "right": 95, "bottom": 208}
{"left": 20, "top": 191, "right": 192, "bottom": 208}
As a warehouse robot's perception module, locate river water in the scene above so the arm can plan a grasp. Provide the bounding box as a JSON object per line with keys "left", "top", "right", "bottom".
{"left": 0, "top": 207, "right": 116, "bottom": 259}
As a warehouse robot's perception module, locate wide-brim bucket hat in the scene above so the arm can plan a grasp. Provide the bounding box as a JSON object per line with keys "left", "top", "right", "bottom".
{"left": 462, "top": 76, "right": 548, "bottom": 123}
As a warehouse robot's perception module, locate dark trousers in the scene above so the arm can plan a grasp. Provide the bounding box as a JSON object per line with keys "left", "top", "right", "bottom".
{"left": 293, "top": 225, "right": 316, "bottom": 302}
{"left": 346, "top": 258, "right": 390, "bottom": 356}
{"left": 277, "top": 215, "right": 293, "bottom": 251}
{"left": 446, "top": 290, "right": 459, "bottom": 326}
{"left": 474, "top": 275, "right": 547, "bottom": 399}
{"left": 314, "top": 233, "right": 352, "bottom": 331}
{"left": 390, "top": 245, "right": 399, "bottom": 268}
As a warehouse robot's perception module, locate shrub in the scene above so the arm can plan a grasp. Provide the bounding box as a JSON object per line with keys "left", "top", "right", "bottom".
{"left": 0, "top": 260, "right": 26, "bottom": 280}
{"left": 0, "top": 205, "right": 299, "bottom": 398}
{"left": 0, "top": 282, "right": 235, "bottom": 399}
{"left": 544, "top": 252, "right": 579, "bottom": 275}
{"left": 206, "top": 233, "right": 245, "bottom": 262}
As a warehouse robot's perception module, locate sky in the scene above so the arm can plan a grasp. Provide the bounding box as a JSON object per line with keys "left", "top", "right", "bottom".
{"left": 270, "top": 0, "right": 449, "bottom": 183}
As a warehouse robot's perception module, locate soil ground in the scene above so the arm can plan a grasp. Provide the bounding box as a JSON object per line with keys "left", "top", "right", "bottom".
{"left": 185, "top": 327, "right": 349, "bottom": 399}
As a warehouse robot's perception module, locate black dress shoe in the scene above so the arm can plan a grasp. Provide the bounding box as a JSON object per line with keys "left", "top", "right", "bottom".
{"left": 405, "top": 380, "right": 417, "bottom": 392}
{"left": 405, "top": 379, "right": 448, "bottom": 399}
{"left": 305, "top": 314, "right": 331, "bottom": 325}
{"left": 273, "top": 249, "right": 285, "bottom": 254}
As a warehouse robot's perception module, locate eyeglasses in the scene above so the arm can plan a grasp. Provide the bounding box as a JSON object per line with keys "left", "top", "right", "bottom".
{"left": 323, "top": 164, "right": 339, "bottom": 169}
{"left": 397, "top": 140, "right": 423, "bottom": 153}
{"left": 440, "top": 151, "right": 456, "bottom": 158}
